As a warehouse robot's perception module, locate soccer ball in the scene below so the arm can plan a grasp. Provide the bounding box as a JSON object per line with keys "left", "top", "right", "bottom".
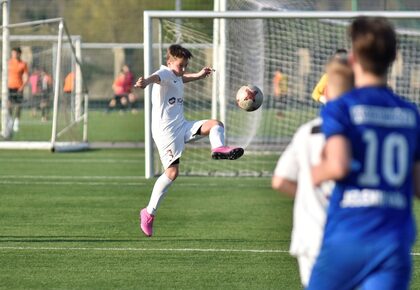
{"left": 236, "top": 85, "right": 263, "bottom": 112}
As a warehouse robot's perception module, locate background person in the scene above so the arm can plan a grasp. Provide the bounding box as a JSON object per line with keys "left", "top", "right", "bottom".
{"left": 309, "top": 17, "right": 420, "bottom": 290}
{"left": 272, "top": 52, "right": 353, "bottom": 287}
{"left": 8, "top": 47, "right": 29, "bottom": 133}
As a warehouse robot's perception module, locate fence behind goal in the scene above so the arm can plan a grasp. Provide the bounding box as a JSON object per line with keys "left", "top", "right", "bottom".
{"left": 143, "top": 11, "right": 420, "bottom": 178}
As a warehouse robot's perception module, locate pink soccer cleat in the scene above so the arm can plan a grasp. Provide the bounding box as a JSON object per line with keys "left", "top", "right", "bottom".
{"left": 211, "top": 146, "right": 244, "bottom": 160}
{"left": 139, "top": 208, "right": 155, "bottom": 237}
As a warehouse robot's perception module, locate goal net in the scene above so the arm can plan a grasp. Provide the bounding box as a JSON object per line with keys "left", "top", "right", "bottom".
{"left": 0, "top": 19, "right": 88, "bottom": 151}
{"left": 145, "top": 11, "right": 420, "bottom": 178}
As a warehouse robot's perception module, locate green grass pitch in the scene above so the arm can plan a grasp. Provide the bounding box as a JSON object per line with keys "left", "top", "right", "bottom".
{"left": 0, "top": 150, "right": 419, "bottom": 289}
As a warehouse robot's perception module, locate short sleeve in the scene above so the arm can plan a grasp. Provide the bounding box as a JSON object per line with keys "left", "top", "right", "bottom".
{"left": 153, "top": 67, "right": 172, "bottom": 84}
{"left": 273, "top": 127, "right": 304, "bottom": 181}
{"left": 321, "top": 98, "right": 349, "bottom": 139}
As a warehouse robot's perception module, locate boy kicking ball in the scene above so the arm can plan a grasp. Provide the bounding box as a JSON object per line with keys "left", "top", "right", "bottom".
{"left": 135, "top": 44, "right": 244, "bottom": 237}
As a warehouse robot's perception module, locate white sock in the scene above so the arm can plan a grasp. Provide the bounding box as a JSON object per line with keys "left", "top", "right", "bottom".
{"left": 146, "top": 173, "right": 173, "bottom": 215}
{"left": 209, "top": 125, "right": 225, "bottom": 149}
{"left": 13, "top": 118, "right": 19, "bottom": 131}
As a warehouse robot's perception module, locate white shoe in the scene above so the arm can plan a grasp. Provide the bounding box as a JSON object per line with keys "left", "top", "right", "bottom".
{"left": 13, "top": 118, "right": 19, "bottom": 132}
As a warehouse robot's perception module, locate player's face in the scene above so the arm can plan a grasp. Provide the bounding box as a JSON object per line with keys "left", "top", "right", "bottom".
{"left": 168, "top": 57, "right": 188, "bottom": 76}
{"left": 11, "top": 50, "right": 21, "bottom": 59}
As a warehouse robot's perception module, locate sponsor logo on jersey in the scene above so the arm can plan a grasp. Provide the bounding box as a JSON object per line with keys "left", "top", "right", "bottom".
{"left": 340, "top": 189, "right": 407, "bottom": 209}
{"left": 168, "top": 97, "right": 176, "bottom": 105}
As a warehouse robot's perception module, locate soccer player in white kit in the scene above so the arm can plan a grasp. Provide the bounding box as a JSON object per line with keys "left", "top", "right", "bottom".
{"left": 135, "top": 44, "right": 244, "bottom": 237}
{"left": 272, "top": 51, "right": 353, "bottom": 287}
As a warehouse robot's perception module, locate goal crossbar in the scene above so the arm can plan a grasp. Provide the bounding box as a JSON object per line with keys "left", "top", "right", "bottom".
{"left": 143, "top": 10, "right": 420, "bottom": 179}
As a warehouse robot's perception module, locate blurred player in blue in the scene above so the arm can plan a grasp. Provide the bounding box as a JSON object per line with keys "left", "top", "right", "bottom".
{"left": 308, "top": 16, "right": 420, "bottom": 290}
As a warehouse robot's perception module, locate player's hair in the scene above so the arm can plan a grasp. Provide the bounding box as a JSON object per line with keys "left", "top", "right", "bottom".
{"left": 326, "top": 50, "right": 354, "bottom": 96}
{"left": 166, "top": 44, "right": 193, "bottom": 61}
{"left": 12, "top": 47, "right": 22, "bottom": 54}
{"left": 349, "top": 16, "right": 396, "bottom": 76}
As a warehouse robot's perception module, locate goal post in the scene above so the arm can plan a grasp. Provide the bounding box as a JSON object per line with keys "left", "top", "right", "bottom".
{"left": 143, "top": 10, "right": 420, "bottom": 179}
{"left": 0, "top": 17, "right": 88, "bottom": 151}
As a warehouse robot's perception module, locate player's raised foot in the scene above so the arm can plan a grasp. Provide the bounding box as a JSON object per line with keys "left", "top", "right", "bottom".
{"left": 139, "top": 208, "right": 154, "bottom": 237}
{"left": 211, "top": 146, "right": 244, "bottom": 160}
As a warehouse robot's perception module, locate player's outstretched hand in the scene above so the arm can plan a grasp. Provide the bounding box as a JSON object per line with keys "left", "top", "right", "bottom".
{"left": 200, "top": 67, "right": 214, "bottom": 79}
{"left": 134, "top": 76, "right": 147, "bottom": 89}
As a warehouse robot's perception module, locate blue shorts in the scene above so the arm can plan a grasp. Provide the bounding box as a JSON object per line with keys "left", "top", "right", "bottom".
{"left": 307, "top": 241, "right": 412, "bottom": 290}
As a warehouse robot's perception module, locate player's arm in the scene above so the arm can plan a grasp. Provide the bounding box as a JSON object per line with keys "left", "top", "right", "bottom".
{"left": 312, "top": 135, "right": 351, "bottom": 186}
{"left": 272, "top": 177, "right": 297, "bottom": 198}
{"left": 182, "top": 67, "right": 213, "bottom": 83}
{"left": 19, "top": 64, "right": 29, "bottom": 92}
{"left": 414, "top": 162, "right": 420, "bottom": 199}
{"left": 134, "top": 74, "right": 160, "bottom": 89}
{"left": 272, "top": 132, "right": 300, "bottom": 198}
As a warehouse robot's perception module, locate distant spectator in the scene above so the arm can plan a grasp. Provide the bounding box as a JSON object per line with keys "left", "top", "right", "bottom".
{"left": 107, "top": 70, "right": 128, "bottom": 112}
{"left": 63, "top": 71, "right": 74, "bottom": 94}
{"left": 29, "top": 67, "right": 52, "bottom": 121}
{"left": 62, "top": 70, "right": 75, "bottom": 113}
{"left": 122, "top": 64, "right": 139, "bottom": 114}
{"left": 272, "top": 68, "right": 288, "bottom": 118}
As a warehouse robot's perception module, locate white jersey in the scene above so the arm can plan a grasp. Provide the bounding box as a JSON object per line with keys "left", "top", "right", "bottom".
{"left": 274, "top": 117, "right": 333, "bottom": 258}
{"left": 151, "top": 65, "right": 207, "bottom": 169}
{"left": 151, "top": 65, "right": 185, "bottom": 145}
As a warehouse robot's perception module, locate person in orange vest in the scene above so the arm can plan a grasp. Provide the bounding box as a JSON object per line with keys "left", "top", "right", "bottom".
{"left": 62, "top": 71, "right": 75, "bottom": 112}
{"left": 8, "top": 47, "right": 29, "bottom": 133}
{"left": 63, "top": 71, "right": 74, "bottom": 94}
{"left": 272, "top": 68, "right": 288, "bottom": 118}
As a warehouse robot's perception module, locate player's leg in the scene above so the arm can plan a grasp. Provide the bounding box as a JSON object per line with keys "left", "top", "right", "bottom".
{"left": 106, "top": 97, "right": 117, "bottom": 113}
{"left": 140, "top": 137, "right": 184, "bottom": 237}
{"left": 140, "top": 162, "right": 178, "bottom": 237}
{"left": 120, "top": 95, "right": 128, "bottom": 112}
{"left": 40, "top": 95, "right": 48, "bottom": 121}
{"left": 10, "top": 90, "right": 23, "bottom": 132}
{"left": 147, "top": 162, "right": 179, "bottom": 215}
{"left": 198, "top": 119, "right": 244, "bottom": 160}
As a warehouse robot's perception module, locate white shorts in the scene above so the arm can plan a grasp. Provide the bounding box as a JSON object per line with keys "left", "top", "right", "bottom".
{"left": 154, "top": 120, "right": 207, "bottom": 169}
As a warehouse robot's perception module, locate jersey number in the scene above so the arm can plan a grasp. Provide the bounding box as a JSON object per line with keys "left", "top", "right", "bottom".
{"left": 358, "top": 130, "right": 409, "bottom": 187}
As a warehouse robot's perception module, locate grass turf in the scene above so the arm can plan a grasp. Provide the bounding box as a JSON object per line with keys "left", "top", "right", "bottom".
{"left": 0, "top": 149, "right": 419, "bottom": 289}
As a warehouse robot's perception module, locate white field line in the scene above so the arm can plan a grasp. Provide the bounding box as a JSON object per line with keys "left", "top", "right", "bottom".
{"left": 0, "top": 180, "right": 146, "bottom": 186}
{"left": 1, "top": 175, "right": 144, "bottom": 180}
{"left": 0, "top": 180, "right": 269, "bottom": 187}
{"left": 0, "top": 246, "right": 288, "bottom": 254}
{"left": 0, "top": 246, "right": 418, "bottom": 256}
{"left": 0, "top": 175, "right": 269, "bottom": 187}
{"left": 0, "top": 158, "right": 141, "bottom": 164}
{"left": 0, "top": 175, "right": 268, "bottom": 180}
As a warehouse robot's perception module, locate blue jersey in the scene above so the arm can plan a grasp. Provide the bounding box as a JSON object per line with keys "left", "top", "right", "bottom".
{"left": 307, "top": 86, "right": 420, "bottom": 290}
{"left": 321, "top": 86, "right": 420, "bottom": 246}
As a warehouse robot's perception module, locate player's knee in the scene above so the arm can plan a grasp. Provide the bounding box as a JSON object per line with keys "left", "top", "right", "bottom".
{"left": 165, "top": 166, "right": 179, "bottom": 181}
{"left": 214, "top": 120, "right": 224, "bottom": 128}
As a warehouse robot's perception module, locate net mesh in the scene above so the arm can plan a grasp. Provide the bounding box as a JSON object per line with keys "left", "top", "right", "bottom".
{"left": 152, "top": 13, "right": 420, "bottom": 177}
{"left": 0, "top": 20, "right": 86, "bottom": 146}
